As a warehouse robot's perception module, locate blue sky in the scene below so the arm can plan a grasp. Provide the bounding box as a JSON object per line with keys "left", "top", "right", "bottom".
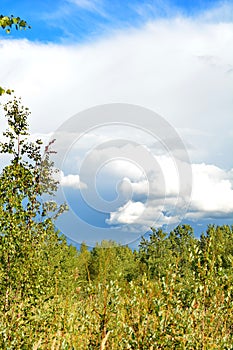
{"left": 0, "top": 0, "right": 233, "bottom": 247}
{"left": 0, "top": 0, "right": 230, "bottom": 43}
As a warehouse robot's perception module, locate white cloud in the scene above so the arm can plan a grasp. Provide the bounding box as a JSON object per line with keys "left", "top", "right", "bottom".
{"left": 106, "top": 198, "right": 181, "bottom": 230}
{"left": 100, "top": 158, "right": 145, "bottom": 182}
{"left": 60, "top": 171, "right": 87, "bottom": 189}
{"left": 107, "top": 200, "right": 145, "bottom": 225}
{"left": 113, "top": 155, "right": 181, "bottom": 200}
{"left": 187, "top": 164, "right": 233, "bottom": 218}
{"left": 106, "top": 162, "right": 233, "bottom": 230}
{"left": 119, "top": 177, "right": 148, "bottom": 197}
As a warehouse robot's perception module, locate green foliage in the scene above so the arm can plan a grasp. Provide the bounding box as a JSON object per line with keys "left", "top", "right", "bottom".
{"left": 0, "top": 97, "right": 70, "bottom": 333}
{"left": 0, "top": 87, "right": 12, "bottom": 96}
{"left": 89, "top": 240, "right": 139, "bottom": 284}
{"left": 139, "top": 228, "right": 174, "bottom": 278}
{"left": 0, "top": 15, "right": 30, "bottom": 33}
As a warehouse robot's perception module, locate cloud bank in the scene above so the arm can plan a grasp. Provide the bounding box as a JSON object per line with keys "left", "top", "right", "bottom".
{"left": 106, "top": 162, "right": 233, "bottom": 230}
{"left": 0, "top": 11, "right": 232, "bottom": 171}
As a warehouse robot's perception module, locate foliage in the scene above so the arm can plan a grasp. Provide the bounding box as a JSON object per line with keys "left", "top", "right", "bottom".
{"left": 0, "top": 97, "right": 69, "bottom": 322}
{"left": 89, "top": 240, "right": 139, "bottom": 284}
{"left": 0, "top": 15, "right": 30, "bottom": 33}
{"left": 2, "top": 233, "right": 233, "bottom": 349}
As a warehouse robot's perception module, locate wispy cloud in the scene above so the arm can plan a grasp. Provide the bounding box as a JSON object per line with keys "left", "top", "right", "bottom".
{"left": 28, "top": 0, "right": 233, "bottom": 43}
{"left": 68, "top": 0, "right": 102, "bottom": 12}
{"left": 198, "top": 2, "right": 233, "bottom": 23}
{"left": 132, "top": 0, "right": 176, "bottom": 20}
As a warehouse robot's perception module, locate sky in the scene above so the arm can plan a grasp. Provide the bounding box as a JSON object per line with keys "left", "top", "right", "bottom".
{"left": 0, "top": 0, "right": 233, "bottom": 248}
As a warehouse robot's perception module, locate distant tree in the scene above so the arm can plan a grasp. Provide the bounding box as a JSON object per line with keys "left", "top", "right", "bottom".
{"left": 89, "top": 240, "right": 139, "bottom": 283}
{"left": 200, "top": 224, "right": 233, "bottom": 271}
{"left": 76, "top": 242, "right": 92, "bottom": 284}
{"left": 168, "top": 224, "right": 195, "bottom": 276}
{"left": 138, "top": 228, "right": 174, "bottom": 279}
